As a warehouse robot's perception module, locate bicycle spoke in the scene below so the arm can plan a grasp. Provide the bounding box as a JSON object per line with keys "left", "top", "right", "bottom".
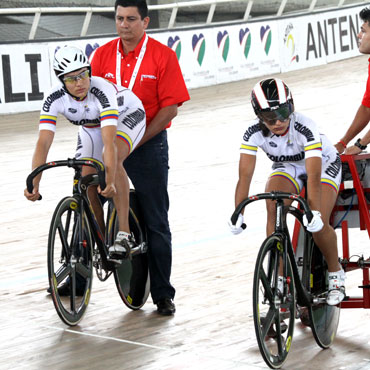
{"left": 261, "top": 306, "right": 276, "bottom": 339}
{"left": 53, "top": 263, "right": 72, "bottom": 286}
{"left": 69, "top": 274, "right": 79, "bottom": 313}
{"left": 260, "top": 268, "right": 274, "bottom": 303}
{"left": 275, "top": 314, "right": 285, "bottom": 354}
{"left": 56, "top": 213, "right": 72, "bottom": 261}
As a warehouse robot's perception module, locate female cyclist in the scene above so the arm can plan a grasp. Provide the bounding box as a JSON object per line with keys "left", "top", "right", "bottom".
{"left": 25, "top": 46, "right": 146, "bottom": 262}
{"left": 229, "top": 78, "right": 345, "bottom": 305}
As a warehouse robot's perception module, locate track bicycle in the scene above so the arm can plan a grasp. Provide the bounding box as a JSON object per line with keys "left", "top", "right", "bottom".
{"left": 26, "top": 158, "right": 150, "bottom": 326}
{"left": 231, "top": 191, "right": 340, "bottom": 369}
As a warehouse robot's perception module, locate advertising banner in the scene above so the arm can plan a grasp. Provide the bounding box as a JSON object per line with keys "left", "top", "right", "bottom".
{"left": 0, "top": 4, "right": 363, "bottom": 114}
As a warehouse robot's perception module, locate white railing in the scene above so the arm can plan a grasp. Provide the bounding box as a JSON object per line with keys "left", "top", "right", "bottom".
{"left": 0, "top": 0, "right": 365, "bottom": 40}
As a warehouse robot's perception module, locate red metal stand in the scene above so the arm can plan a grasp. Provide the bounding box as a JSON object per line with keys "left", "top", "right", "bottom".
{"left": 292, "top": 153, "right": 370, "bottom": 308}
{"left": 334, "top": 154, "right": 370, "bottom": 309}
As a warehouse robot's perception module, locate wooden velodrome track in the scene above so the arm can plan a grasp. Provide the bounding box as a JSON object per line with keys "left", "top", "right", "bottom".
{"left": 1, "top": 55, "right": 370, "bottom": 370}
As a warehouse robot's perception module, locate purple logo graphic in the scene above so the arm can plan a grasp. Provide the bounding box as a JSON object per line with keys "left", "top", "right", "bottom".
{"left": 239, "top": 28, "right": 251, "bottom": 59}
{"left": 217, "top": 30, "right": 229, "bottom": 62}
{"left": 85, "top": 43, "right": 100, "bottom": 58}
{"left": 192, "top": 33, "right": 206, "bottom": 66}
{"left": 168, "top": 36, "right": 181, "bottom": 60}
{"left": 260, "top": 25, "right": 272, "bottom": 55}
{"left": 54, "top": 43, "right": 99, "bottom": 58}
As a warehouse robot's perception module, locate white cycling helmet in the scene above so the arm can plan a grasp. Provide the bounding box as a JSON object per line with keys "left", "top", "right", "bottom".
{"left": 53, "top": 46, "right": 90, "bottom": 79}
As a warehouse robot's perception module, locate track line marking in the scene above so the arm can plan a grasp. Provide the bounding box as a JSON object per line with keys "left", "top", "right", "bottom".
{"left": 41, "top": 324, "right": 167, "bottom": 350}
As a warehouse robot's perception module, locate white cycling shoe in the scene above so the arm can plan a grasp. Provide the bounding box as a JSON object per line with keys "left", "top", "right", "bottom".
{"left": 327, "top": 269, "right": 346, "bottom": 306}
{"left": 109, "top": 231, "right": 135, "bottom": 260}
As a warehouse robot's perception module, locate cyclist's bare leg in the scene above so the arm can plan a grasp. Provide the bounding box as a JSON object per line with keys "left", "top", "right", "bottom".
{"left": 111, "top": 139, "right": 130, "bottom": 233}
{"left": 310, "top": 184, "right": 341, "bottom": 272}
{"left": 265, "top": 176, "right": 297, "bottom": 279}
{"left": 264, "top": 175, "right": 296, "bottom": 235}
{"left": 82, "top": 166, "right": 105, "bottom": 235}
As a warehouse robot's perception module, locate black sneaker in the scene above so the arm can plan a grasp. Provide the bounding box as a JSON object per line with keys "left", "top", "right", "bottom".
{"left": 47, "top": 276, "right": 85, "bottom": 296}
{"left": 156, "top": 298, "right": 176, "bottom": 316}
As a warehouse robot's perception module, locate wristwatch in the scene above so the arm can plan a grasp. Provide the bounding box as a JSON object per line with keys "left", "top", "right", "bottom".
{"left": 354, "top": 138, "right": 367, "bottom": 150}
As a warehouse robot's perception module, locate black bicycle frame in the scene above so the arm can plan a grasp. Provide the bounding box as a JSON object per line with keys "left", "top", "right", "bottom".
{"left": 26, "top": 158, "right": 116, "bottom": 271}
{"left": 76, "top": 174, "right": 116, "bottom": 271}
{"left": 231, "top": 191, "right": 314, "bottom": 307}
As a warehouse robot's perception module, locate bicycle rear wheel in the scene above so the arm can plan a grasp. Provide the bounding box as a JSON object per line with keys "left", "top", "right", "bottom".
{"left": 253, "top": 234, "right": 296, "bottom": 369}
{"left": 111, "top": 190, "right": 150, "bottom": 310}
{"left": 294, "top": 220, "right": 340, "bottom": 348}
{"left": 308, "top": 243, "right": 340, "bottom": 348}
{"left": 48, "top": 196, "right": 93, "bottom": 326}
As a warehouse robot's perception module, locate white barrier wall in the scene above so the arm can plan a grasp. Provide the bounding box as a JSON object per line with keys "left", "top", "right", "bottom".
{"left": 0, "top": 4, "right": 363, "bottom": 114}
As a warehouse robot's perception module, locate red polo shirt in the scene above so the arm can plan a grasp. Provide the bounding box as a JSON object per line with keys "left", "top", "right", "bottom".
{"left": 362, "top": 58, "right": 370, "bottom": 108}
{"left": 90, "top": 33, "right": 190, "bottom": 126}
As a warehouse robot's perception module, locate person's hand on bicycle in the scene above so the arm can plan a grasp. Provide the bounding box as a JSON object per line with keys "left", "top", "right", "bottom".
{"left": 24, "top": 183, "right": 41, "bottom": 202}
{"left": 303, "top": 210, "right": 324, "bottom": 233}
{"left": 99, "top": 182, "right": 117, "bottom": 198}
{"left": 229, "top": 213, "right": 245, "bottom": 235}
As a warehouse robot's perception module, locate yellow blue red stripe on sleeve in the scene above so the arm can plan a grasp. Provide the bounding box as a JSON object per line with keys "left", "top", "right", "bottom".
{"left": 100, "top": 109, "right": 119, "bottom": 127}
{"left": 304, "top": 142, "right": 322, "bottom": 158}
{"left": 39, "top": 115, "right": 57, "bottom": 131}
{"left": 304, "top": 142, "right": 322, "bottom": 152}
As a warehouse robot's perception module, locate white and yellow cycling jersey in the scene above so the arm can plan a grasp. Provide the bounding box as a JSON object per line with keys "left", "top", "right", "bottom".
{"left": 39, "top": 76, "right": 146, "bottom": 157}
{"left": 240, "top": 112, "right": 341, "bottom": 193}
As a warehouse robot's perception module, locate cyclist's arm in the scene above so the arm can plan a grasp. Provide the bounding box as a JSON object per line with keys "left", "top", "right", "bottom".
{"left": 305, "top": 156, "right": 322, "bottom": 212}
{"left": 235, "top": 153, "right": 256, "bottom": 210}
{"left": 100, "top": 125, "right": 117, "bottom": 197}
{"left": 24, "top": 130, "right": 54, "bottom": 200}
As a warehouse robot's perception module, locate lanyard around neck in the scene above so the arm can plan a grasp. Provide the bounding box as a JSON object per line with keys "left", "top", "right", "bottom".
{"left": 116, "top": 34, "right": 148, "bottom": 91}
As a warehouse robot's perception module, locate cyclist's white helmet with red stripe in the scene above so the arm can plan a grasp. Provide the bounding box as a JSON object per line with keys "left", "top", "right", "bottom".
{"left": 251, "top": 78, "right": 294, "bottom": 122}
{"left": 53, "top": 46, "right": 90, "bottom": 80}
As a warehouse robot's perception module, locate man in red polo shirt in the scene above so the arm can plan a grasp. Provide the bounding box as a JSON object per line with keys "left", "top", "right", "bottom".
{"left": 90, "top": 0, "right": 190, "bottom": 315}
{"left": 335, "top": 7, "right": 370, "bottom": 154}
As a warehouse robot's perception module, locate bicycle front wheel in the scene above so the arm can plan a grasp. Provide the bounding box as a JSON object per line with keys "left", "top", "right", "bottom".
{"left": 48, "top": 196, "right": 93, "bottom": 326}
{"left": 253, "top": 235, "right": 296, "bottom": 369}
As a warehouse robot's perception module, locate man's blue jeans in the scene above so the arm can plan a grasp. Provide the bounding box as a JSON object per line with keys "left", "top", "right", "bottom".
{"left": 124, "top": 130, "right": 175, "bottom": 303}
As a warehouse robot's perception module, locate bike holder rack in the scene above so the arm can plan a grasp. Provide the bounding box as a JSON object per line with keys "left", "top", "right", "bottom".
{"left": 333, "top": 154, "right": 370, "bottom": 309}
{"left": 292, "top": 153, "right": 370, "bottom": 309}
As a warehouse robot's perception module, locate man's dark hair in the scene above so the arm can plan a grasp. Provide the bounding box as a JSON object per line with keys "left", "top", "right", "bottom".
{"left": 115, "top": 0, "right": 148, "bottom": 19}
{"left": 360, "top": 7, "right": 370, "bottom": 25}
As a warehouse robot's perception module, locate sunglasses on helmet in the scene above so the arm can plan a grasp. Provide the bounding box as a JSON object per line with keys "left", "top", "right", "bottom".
{"left": 258, "top": 104, "right": 292, "bottom": 126}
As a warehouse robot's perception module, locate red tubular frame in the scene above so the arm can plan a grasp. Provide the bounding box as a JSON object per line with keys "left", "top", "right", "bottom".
{"left": 292, "top": 153, "right": 370, "bottom": 309}
{"left": 335, "top": 154, "right": 370, "bottom": 309}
